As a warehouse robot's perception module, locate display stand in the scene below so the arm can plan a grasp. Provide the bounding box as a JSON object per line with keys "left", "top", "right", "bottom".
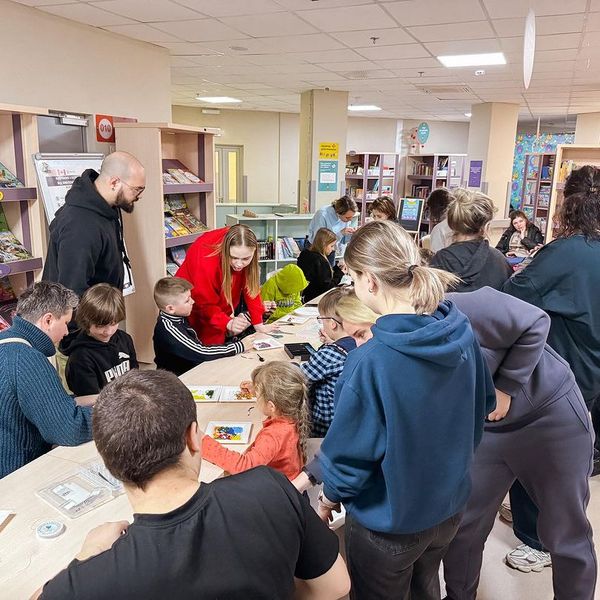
{"left": 115, "top": 122, "right": 218, "bottom": 362}
{"left": 519, "top": 152, "right": 555, "bottom": 239}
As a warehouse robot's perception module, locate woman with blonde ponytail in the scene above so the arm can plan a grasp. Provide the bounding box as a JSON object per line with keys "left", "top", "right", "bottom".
{"left": 315, "top": 220, "right": 495, "bottom": 600}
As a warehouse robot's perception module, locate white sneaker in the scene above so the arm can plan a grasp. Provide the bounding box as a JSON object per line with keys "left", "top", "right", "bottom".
{"left": 498, "top": 501, "right": 513, "bottom": 523}
{"left": 506, "top": 544, "right": 552, "bottom": 573}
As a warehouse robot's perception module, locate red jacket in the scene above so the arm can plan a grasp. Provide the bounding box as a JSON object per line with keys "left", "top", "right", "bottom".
{"left": 202, "top": 416, "right": 304, "bottom": 480}
{"left": 176, "top": 227, "right": 264, "bottom": 344}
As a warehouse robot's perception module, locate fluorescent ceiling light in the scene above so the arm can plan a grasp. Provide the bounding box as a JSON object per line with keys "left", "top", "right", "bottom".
{"left": 437, "top": 53, "right": 506, "bottom": 68}
{"left": 196, "top": 96, "right": 241, "bottom": 103}
{"left": 348, "top": 105, "right": 381, "bottom": 112}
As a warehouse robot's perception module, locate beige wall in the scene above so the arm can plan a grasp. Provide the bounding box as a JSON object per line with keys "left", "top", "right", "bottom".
{"left": 575, "top": 112, "right": 600, "bottom": 144}
{"left": 0, "top": 0, "right": 171, "bottom": 122}
{"left": 346, "top": 117, "right": 399, "bottom": 154}
{"left": 403, "top": 119, "right": 470, "bottom": 155}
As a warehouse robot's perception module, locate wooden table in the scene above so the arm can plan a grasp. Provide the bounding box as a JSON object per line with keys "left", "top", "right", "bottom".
{"left": 0, "top": 314, "right": 321, "bottom": 598}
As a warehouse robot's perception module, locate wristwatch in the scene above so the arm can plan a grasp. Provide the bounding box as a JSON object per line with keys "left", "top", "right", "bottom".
{"left": 317, "top": 490, "right": 340, "bottom": 510}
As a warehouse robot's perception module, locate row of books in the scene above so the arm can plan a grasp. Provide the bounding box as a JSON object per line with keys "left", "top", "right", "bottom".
{"left": 276, "top": 237, "right": 303, "bottom": 260}
{"left": 411, "top": 162, "right": 434, "bottom": 176}
{"left": 163, "top": 195, "right": 208, "bottom": 238}
{"left": 0, "top": 206, "right": 32, "bottom": 263}
{"left": 166, "top": 245, "right": 188, "bottom": 276}
{"left": 411, "top": 185, "right": 431, "bottom": 199}
{"left": 162, "top": 168, "right": 204, "bottom": 185}
{"left": 0, "top": 277, "right": 17, "bottom": 331}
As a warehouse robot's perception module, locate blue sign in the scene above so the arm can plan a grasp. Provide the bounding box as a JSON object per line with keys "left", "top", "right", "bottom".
{"left": 318, "top": 160, "right": 338, "bottom": 192}
{"left": 417, "top": 122, "right": 430, "bottom": 144}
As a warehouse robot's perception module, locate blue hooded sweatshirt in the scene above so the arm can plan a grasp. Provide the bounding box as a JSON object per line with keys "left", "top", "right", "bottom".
{"left": 319, "top": 300, "right": 495, "bottom": 534}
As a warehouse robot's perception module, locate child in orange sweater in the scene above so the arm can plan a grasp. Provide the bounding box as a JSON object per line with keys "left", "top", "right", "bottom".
{"left": 201, "top": 361, "right": 310, "bottom": 480}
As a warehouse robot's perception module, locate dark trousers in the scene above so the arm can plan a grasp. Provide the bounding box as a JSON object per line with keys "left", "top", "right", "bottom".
{"left": 444, "top": 389, "right": 596, "bottom": 600}
{"left": 345, "top": 513, "right": 461, "bottom": 600}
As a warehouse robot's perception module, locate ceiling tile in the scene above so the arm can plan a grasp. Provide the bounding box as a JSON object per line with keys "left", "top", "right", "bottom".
{"left": 277, "top": 0, "right": 381, "bottom": 9}
{"left": 39, "top": 3, "right": 136, "bottom": 27}
{"left": 356, "top": 43, "right": 430, "bottom": 60}
{"left": 174, "top": 0, "right": 284, "bottom": 17}
{"left": 318, "top": 60, "right": 381, "bottom": 72}
{"left": 408, "top": 21, "right": 495, "bottom": 43}
{"left": 104, "top": 23, "right": 181, "bottom": 43}
{"left": 374, "top": 57, "right": 441, "bottom": 69}
{"left": 424, "top": 39, "right": 501, "bottom": 56}
{"left": 219, "top": 12, "right": 318, "bottom": 37}
{"left": 384, "top": 0, "right": 487, "bottom": 27}
{"left": 152, "top": 19, "right": 249, "bottom": 42}
{"left": 257, "top": 34, "right": 347, "bottom": 53}
{"left": 10, "top": 0, "right": 78, "bottom": 5}
{"left": 158, "top": 41, "right": 225, "bottom": 55}
{"left": 291, "top": 48, "right": 364, "bottom": 63}
{"left": 493, "top": 14, "right": 585, "bottom": 37}
{"left": 586, "top": 12, "right": 600, "bottom": 31}
{"left": 243, "top": 54, "right": 309, "bottom": 66}
{"left": 537, "top": 33, "right": 582, "bottom": 50}
{"left": 298, "top": 4, "right": 393, "bottom": 32}
{"left": 483, "top": 0, "right": 587, "bottom": 19}
{"left": 330, "top": 27, "right": 414, "bottom": 48}
{"left": 90, "top": 0, "right": 205, "bottom": 22}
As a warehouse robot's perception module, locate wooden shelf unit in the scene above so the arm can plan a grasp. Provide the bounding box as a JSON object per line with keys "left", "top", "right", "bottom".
{"left": 547, "top": 144, "right": 600, "bottom": 242}
{"left": 0, "top": 105, "right": 47, "bottom": 298}
{"left": 115, "top": 122, "right": 218, "bottom": 362}
{"left": 343, "top": 152, "right": 400, "bottom": 223}
{"left": 519, "top": 152, "right": 555, "bottom": 239}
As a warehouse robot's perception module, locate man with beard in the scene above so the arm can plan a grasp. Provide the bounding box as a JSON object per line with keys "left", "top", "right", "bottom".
{"left": 43, "top": 151, "right": 145, "bottom": 299}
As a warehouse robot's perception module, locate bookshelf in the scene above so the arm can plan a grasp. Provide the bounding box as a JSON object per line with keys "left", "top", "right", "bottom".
{"left": 404, "top": 153, "right": 466, "bottom": 237}
{"left": 225, "top": 214, "right": 314, "bottom": 283}
{"left": 343, "top": 152, "right": 400, "bottom": 223}
{"left": 0, "top": 105, "right": 47, "bottom": 305}
{"left": 519, "top": 152, "right": 555, "bottom": 239}
{"left": 115, "top": 122, "right": 218, "bottom": 362}
{"left": 547, "top": 144, "right": 600, "bottom": 242}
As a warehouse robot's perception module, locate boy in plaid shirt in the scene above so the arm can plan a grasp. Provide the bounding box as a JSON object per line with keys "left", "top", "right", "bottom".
{"left": 301, "top": 288, "right": 356, "bottom": 437}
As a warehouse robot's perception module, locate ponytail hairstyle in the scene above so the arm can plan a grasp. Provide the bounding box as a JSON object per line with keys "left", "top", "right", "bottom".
{"left": 310, "top": 227, "right": 337, "bottom": 267}
{"left": 557, "top": 165, "right": 600, "bottom": 240}
{"left": 344, "top": 220, "right": 459, "bottom": 315}
{"left": 446, "top": 188, "right": 496, "bottom": 238}
{"left": 251, "top": 361, "right": 310, "bottom": 464}
{"left": 218, "top": 225, "right": 260, "bottom": 309}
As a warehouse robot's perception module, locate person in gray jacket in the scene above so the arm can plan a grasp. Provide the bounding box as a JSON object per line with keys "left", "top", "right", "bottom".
{"left": 443, "top": 287, "right": 596, "bottom": 600}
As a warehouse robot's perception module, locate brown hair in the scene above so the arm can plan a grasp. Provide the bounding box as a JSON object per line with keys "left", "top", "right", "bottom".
{"left": 510, "top": 210, "right": 530, "bottom": 226}
{"left": 318, "top": 286, "right": 353, "bottom": 319}
{"left": 447, "top": 188, "right": 496, "bottom": 237}
{"left": 310, "top": 227, "right": 337, "bottom": 259}
{"left": 251, "top": 361, "right": 310, "bottom": 464}
{"left": 76, "top": 283, "right": 125, "bottom": 332}
{"left": 219, "top": 225, "right": 260, "bottom": 309}
{"left": 370, "top": 196, "right": 396, "bottom": 220}
{"left": 153, "top": 277, "right": 192, "bottom": 310}
{"left": 557, "top": 166, "right": 600, "bottom": 240}
{"left": 344, "top": 220, "right": 459, "bottom": 315}
{"left": 332, "top": 195, "right": 358, "bottom": 216}
{"left": 426, "top": 188, "right": 453, "bottom": 223}
{"left": 94, "top": 370, "right": 197, "bottom": 490}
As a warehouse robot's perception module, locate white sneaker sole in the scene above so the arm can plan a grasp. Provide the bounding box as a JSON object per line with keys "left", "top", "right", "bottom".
{"left": 506, "top": 559, "right": 552, "bottom": 573}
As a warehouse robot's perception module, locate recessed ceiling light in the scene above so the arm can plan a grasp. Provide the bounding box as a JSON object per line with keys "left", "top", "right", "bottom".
{"left": 437, "top": 53, "right": 506, "bottom": 68}
{"left": 464, "top": 112, "right": 472, "bottom": 117}
{"left": 196, "top": 96, "right": 242, "bottom": 104}
{"left": 348, "top": 105, "right": 381, "bottom": 112}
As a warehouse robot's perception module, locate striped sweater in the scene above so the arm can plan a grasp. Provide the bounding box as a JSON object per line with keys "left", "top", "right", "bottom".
{"left": 153, "top": 311, "right": 244, "bottom": 376}
{"left": 0, "top": 317, "right": 93, "bottom": 478}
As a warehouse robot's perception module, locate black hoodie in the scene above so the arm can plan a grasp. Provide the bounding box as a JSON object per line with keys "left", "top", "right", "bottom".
{"left": 63, "top": 329, "right": 138, "bottom": 396}
{"left": 42, "top": 169, "right": 129, "bottom": 297}
{"left": 430, "top": 239, "right": 512, "bottom": 292}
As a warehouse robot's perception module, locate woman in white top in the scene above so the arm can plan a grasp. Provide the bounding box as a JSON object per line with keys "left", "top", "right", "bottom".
{"left": 427, "top": 188, "right": 454, "bottom": 252}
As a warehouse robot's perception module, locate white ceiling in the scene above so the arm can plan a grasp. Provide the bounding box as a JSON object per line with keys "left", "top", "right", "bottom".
{"left": 13, "top": 0, "right": 600, "bottom": 123}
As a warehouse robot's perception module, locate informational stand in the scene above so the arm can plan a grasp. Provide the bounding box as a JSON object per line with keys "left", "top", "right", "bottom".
{"left": 32, "top": 153, "right": 135, "bottom": 295}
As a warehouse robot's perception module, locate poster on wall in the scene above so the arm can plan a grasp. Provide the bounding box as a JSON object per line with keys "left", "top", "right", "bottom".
{"left": 33, "top": 153, "right": 135, "bottom": 296}
{"left": 468, "top": 160, "right": 483, "bottom": 188}
{"left": 318, "top": 160, "right": 338, "bottom": 192}
{"left": 319, "top": 142, "right": 339, "bottom": 160}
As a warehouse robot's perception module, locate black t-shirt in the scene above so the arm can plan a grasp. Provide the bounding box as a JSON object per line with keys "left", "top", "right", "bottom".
{"left": 40, "top": 467, "right": 338, "bottom": 600}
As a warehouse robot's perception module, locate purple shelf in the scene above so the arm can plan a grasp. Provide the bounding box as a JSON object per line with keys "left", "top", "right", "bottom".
{"left": 165, "top": 232, "right": 205, "bottom": 248}
{"left": 0, "top": 257, "right": 43, "bottom": 277}
{"left": 0, "top": 187, "right": 37, "bottom": 202}
{"left": 163, "top": 183, "right": 213, "bottom": 195}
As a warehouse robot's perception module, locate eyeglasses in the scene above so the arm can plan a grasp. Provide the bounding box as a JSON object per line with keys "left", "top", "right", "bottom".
{"left": 119, "top": 178, "right": 145, "bottom": 196}
{"left": 316, "top": 316, "right": 342, "bottom": 325}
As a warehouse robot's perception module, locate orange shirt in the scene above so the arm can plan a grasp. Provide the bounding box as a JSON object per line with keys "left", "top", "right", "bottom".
{"left": 202, "top": 416, "right": 303, "bottom": 480}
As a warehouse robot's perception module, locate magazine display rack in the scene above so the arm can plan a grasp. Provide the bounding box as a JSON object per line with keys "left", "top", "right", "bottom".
{"left": 115, "top": 122, "right": 218, "bottom": 362}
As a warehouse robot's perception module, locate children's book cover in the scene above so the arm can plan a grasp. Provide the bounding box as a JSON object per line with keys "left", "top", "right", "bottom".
{"left": 188, "top": 386, "right": 222, "bottom": 402}
{"left": 205, "top": 421, "right": 252, "bottom": 444}
{"left": 0, "top": 161, "right": 23, "bottom": 188}
{"left": 0, "top": 231, "right": 32, "bottom": 262}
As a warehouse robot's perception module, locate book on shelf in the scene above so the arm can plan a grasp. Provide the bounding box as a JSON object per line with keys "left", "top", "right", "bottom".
{"left": 161, "top": 159, "right": 204, "bottom": 185}
{"left": 164, "top": 216, "right": 189, "bottom": 237}
{"left": 0, "top": 160, "right": 24, "bottom": 188}
{"left": 276, "top": 237, "right": 302, "bottom": 260}
{"left": 0, "top": 277, "right": 16, "bottom": 303}
{"left": 411, "top": 185, "right": 430, "bottom": 199}
{"left": 166, "top": 261, "right": 179, "bottom": 276}
{"left": 0, "top": 276, "right": 17, "bottom": 331}
{"left": 537, "top": 186, "right": 551, "bottom": 208}
{"left": 170, "top": 246, "right": 188, "bottom": 266}
{"left": 0, "top": 231, "right": 32, "bottom": 263}
{"left": 411, "top": 161, "right": 433, "bottom": 176}
{"left": 258, "top": 240, "right": 275, "bottom": 260}
{"left": 163, "top": 195, "right": 208, "bottom": 238}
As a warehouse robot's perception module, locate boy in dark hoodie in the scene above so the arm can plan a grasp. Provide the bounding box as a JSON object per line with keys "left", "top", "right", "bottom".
{"left": 64, "top": 284, "right": 138, "bottom": 396}
{"left": 430, "top": 188, "right": 511, "bottom": 292}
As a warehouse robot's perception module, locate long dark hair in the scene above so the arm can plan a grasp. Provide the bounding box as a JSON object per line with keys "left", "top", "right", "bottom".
{"left": 556, "top": 166, "right": 600, "bottom": 240}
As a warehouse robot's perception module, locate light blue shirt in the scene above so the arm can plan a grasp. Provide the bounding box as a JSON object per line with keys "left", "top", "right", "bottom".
{"left": 307, "top": 205, "right": 350, "bottom": 244}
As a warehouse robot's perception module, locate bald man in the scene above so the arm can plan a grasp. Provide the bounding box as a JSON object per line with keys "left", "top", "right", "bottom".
{"left": 43, "top": 152, "right": 145, "bottom": 298}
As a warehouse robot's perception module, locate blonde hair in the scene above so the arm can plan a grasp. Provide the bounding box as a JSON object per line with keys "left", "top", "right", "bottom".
{"left": 317, "top": 286, "right": 353, "bottom": 318}
{"left": 310, "top": 227, "right": 337, "bottom": 258}
{"left": 336, "top": 290, "right": 379, "bottom": 324}
{"left": 153, "top": 277, "right": 192, "bottom": 310}
{"left": 344, "top": 220, "right": 459, "bottom": 315}
{"left": 251, "top": 361, "right": 310, "bottom": 463}
{"left": 218, "top": 225, "right": 260, "bottom": 309}
{"left": 76, "top": 284, "right": 125, "bottom": 332}
{"left": 447, "top": 188, "right": 497, "bottom": 237}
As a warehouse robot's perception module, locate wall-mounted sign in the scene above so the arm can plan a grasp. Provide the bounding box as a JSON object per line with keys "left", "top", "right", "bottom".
{"left": 95, "top": 114, "right": 115, "bottom": 143}
{"left": 417, "top": 122, "right": 430, "bottom": 144}
{"left": 318, "top": 160, "right": 338, "bottom": 192}
{"left": 468, "top": 160, "right": 483, "bottom": 188}
{"left": 319, "top": 142, "right": 339, "bottom": 160}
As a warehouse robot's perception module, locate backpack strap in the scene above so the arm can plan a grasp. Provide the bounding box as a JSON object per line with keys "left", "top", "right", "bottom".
{"left": 0, "top": 337, "right": 31, "bottom": 347}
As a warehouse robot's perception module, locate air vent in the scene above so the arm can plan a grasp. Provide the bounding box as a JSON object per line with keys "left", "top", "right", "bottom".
{"left": 343, "top": 71, "right": 370, "bottom": 80}
{"left": 416, "top": 85, "right": 475, "bottom": 99}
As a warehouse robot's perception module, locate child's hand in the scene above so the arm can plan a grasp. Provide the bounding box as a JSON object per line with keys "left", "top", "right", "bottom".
{"left": 241, "top": 335, "right": 256, "bottom": 352}
{"left": 239, "top": 380, "right": 255, "bottom": 397}
{"left": 227, "top": 315, "right": 249, "bottom": 336}
{"left": 319, "top": 329, "right": 333, "bottom": 344}
{"left": 488, "top": 389, "right": 512, "bottom": 421}
{"left": 254, "top": 323, "right": 276, "bottom": 334}
{"left": 262, "top": 300, "right": 277, "bottom": 313}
